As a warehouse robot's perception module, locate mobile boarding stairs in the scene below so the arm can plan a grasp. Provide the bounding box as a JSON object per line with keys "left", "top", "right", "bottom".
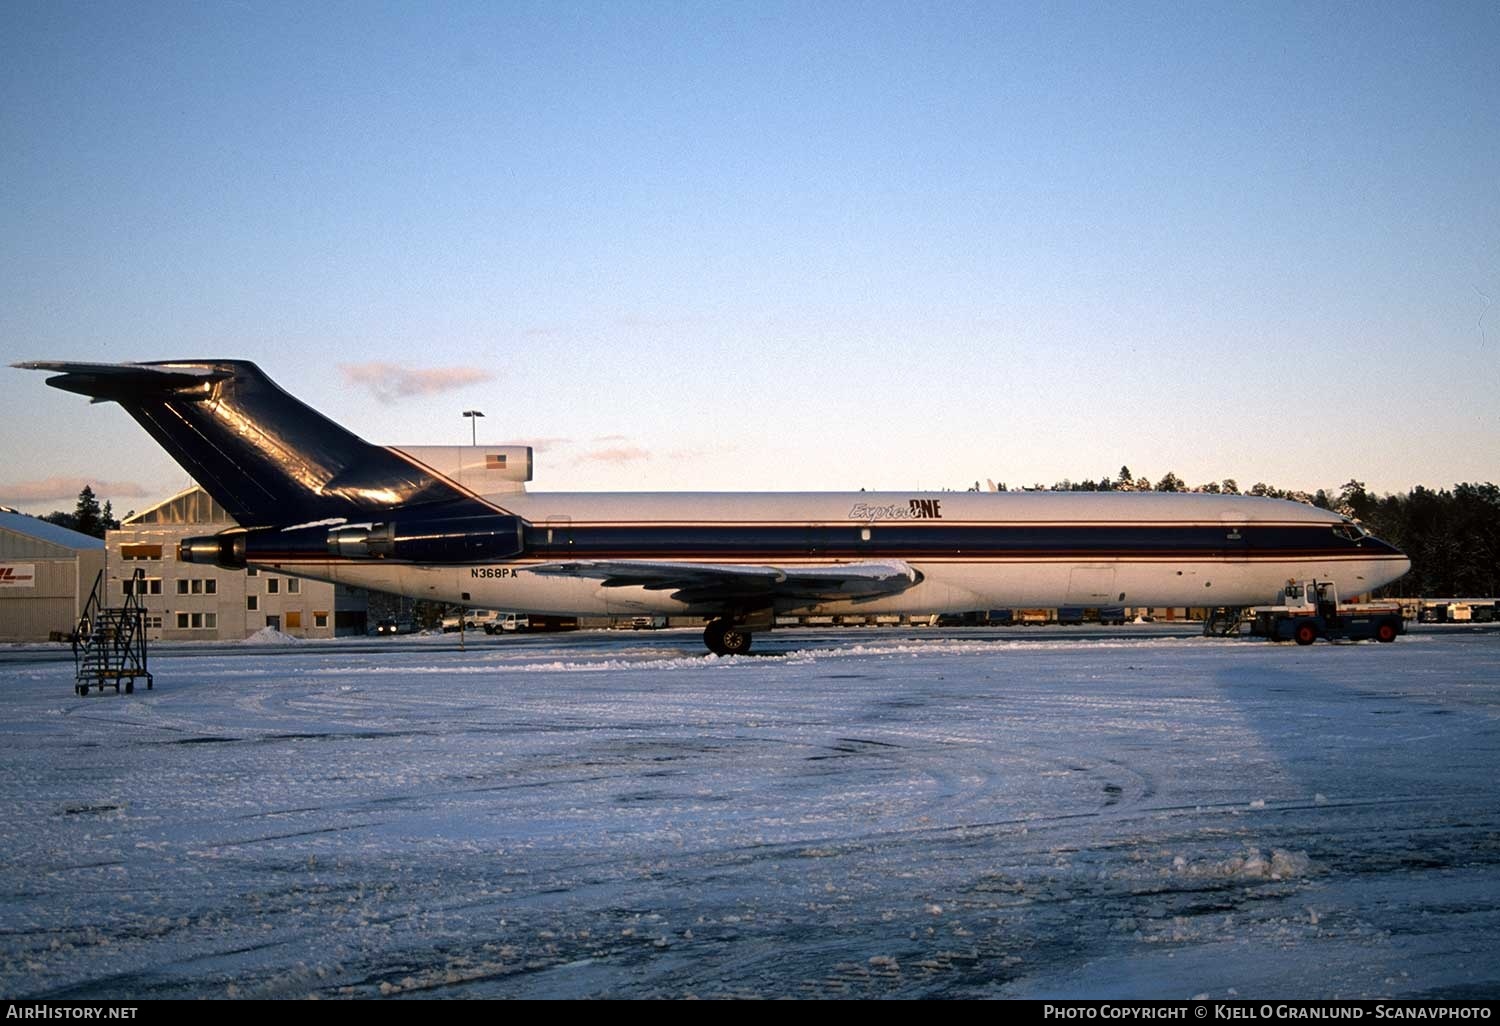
{"left": 71, "top": 568, "right": 153, "bottom": 696}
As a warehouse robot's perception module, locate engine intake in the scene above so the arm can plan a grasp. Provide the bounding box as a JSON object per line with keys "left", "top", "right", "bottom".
{"left": 178, "top": 532, "right": 247, "bottom": 569}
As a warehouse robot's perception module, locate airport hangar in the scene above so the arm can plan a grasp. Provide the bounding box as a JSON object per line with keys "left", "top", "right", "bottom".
{"left": 0, "top": 511, "right": 106, "bottom": 643}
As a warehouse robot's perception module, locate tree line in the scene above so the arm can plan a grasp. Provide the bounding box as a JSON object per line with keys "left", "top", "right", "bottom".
{"left": 33, "top": 486, "right": 124, "bottom": 539}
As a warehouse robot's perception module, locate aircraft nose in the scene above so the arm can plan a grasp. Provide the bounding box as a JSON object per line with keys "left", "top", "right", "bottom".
{"left": 1377, "top": 538, "right": 1411, "bottom": 588}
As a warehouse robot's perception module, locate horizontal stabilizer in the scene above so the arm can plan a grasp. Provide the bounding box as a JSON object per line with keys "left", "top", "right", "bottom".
{"left": 13, "top": 361, "right": 232, "bottom": 401}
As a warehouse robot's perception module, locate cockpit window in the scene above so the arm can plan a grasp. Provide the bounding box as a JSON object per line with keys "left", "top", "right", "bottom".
{"left": 1332, "top": 523, "right": 1365, "bottom": 542}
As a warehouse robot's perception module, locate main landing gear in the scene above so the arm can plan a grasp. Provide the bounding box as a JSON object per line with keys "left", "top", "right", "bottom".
{"left": 703, "top": 618, "right": 753, "bottom": 656}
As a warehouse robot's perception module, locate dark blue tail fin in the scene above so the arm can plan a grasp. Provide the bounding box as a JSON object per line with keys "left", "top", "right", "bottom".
{"left": 18, "top": 360, "right": 486, "bottom": 527}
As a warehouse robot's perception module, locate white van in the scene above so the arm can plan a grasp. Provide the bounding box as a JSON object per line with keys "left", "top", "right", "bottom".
{"left": 484, "top": 613, "right": 530, "bottom": 634}
{"left": 441, "top": 608, "right": 499, "bottom": 632}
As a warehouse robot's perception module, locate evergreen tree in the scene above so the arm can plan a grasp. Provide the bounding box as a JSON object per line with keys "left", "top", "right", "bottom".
{"left": 73, "top": 486, "right": 103, "bottom": 538}
{"left": 1338, "top": 479, "right": 1373, "bottom": 521}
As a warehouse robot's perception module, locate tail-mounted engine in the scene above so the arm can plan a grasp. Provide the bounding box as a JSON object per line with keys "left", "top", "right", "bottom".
{"left": 326, "top": 514, "right": 527, "bottom": 563}
{"left": 180, "top": 513, "right": 528, "bottom": 569}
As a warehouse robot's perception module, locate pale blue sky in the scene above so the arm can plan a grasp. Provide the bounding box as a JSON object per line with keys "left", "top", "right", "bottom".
{"left": 2, "top": 1, "right": 1496, "bottom": 514}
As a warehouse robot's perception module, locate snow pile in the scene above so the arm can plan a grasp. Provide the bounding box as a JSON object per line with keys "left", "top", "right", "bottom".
{"left": 243, "top": 626, "right": 303, "bottom": 645}
{"left": 1169, "top": 847, "right": 1314, "bottom": 881}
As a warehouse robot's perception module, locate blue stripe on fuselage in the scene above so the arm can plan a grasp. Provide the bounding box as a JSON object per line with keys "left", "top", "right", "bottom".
{"left": 523, "top": 522, "right": 1401, "bottom": 561}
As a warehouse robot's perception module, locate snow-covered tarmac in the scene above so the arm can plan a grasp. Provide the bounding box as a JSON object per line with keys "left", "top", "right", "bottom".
{"left": 2, "top": 625, "right": 1497, "bottom": 999}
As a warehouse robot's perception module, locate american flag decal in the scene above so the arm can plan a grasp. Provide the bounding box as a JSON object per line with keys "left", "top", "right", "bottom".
{"left": 486, "top": 454, "right": 507, "bottom": 470}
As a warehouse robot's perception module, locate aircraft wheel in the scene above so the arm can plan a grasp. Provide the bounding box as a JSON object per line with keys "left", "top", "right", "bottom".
{"left": 704, "top": 619, "right": 752, "bottom": 656}
{"left": 1376, "top": 620, "right": 1398, "bottom": 643}
{"left": 1294, "top": 621, "right": 1318, "bottom": 646}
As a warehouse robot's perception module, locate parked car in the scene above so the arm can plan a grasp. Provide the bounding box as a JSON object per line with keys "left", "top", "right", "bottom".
{"left": 441, "top": 609, "right": 500, "bottom": 632}
{"left": 483, "top": 613, "right": 530, "bottom": 634}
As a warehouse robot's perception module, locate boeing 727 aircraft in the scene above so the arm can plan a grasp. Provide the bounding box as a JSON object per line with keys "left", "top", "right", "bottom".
{"left": 18, "top": 360, "right": 1411, "bottom": 653}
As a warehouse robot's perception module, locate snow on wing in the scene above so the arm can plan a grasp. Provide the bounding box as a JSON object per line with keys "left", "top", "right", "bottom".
{"left": 526, "top": 559, "right": 920, "bottom": 605}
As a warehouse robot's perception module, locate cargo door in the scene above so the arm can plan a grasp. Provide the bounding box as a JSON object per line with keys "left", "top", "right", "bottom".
{"left": 1066, "top": 566, "right": 1117, "bottom": 604}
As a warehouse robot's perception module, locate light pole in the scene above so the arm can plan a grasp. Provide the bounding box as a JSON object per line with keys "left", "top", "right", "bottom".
{"left": 462, "top": 409, "right": 484, "bottom": 446}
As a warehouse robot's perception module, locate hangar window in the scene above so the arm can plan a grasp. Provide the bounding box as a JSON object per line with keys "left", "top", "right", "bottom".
{"left": 121, "top": 544, "right": 162, "bottom": 560}
{"left": 247, "top": 595, "right": 259, "bottom": 611}
{"left": 314, "top": 611, "right": 328, "bottom": 628}
{"left": 267, "top": 578, "right": 280, "bottom": 594}
{"left": 287, "top": 578, "right": 300, "bottom": 594}
{"left": 175, "top": 612, "right": 216, "bottom": 630}
{"left": 176, "top": 580, "right": 189, "bottom": 595}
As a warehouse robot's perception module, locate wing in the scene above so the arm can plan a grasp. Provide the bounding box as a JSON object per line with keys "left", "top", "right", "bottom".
{"left": 527, "top": 559, "right": 921, "bottom": 607}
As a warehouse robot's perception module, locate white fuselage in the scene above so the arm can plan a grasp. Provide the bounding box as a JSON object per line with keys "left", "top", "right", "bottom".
{"left": 252, "top": 490, "right": 1412, "bottom": 616}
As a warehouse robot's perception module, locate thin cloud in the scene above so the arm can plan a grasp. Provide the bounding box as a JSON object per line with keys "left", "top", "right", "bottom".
{"left": 565, "top": 442, "right": 734, "bottom": 465}
{"left": 512, "top": 436, "right": 573, "bottom": 452}
{"left": 2, "top": 476, "right": 152, "bottom": 503}
{"left": 339, "top": 362, "right": 494, "bottom": 404}
{"left": 666, "top": 445, "right": 733, "bottom": 460}
{"left": 574, "top": 445, "right": 653, "bottom": 465}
